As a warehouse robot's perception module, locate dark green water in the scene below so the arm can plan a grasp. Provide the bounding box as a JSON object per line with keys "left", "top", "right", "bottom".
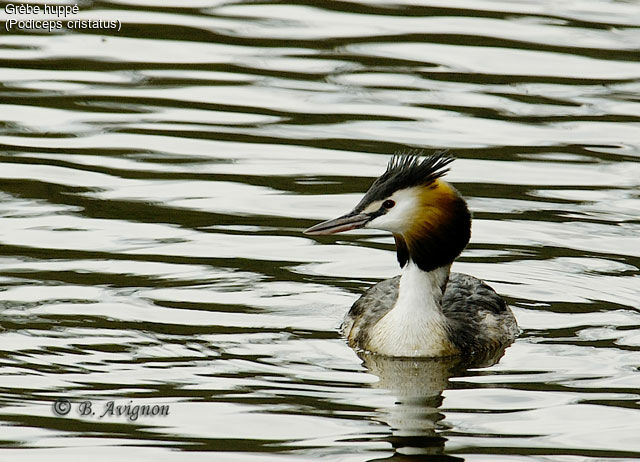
{"left": 0, "top": 1, "right": 639, "bottom": 460}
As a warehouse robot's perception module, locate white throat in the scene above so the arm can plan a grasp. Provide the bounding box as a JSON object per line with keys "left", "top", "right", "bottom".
{"left": 366, "top": 262, "right": 456, "bottom": 357}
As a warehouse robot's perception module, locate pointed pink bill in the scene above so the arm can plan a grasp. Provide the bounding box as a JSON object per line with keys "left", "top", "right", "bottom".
{"left": 304, "top": 213, "right": 370, "bottom": 235}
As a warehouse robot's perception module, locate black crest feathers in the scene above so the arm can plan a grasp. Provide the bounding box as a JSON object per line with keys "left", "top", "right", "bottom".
{"left": 355, "top": 150, "right": 454, "bottom": 211}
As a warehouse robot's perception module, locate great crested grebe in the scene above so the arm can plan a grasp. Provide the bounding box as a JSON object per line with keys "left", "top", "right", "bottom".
{"left": 305, "top": 152, "right": 518, "bottom": 357}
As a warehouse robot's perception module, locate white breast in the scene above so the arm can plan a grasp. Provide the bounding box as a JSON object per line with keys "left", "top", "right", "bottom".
{"left": 365, "top": 263, "right": 456, "bottom": 357}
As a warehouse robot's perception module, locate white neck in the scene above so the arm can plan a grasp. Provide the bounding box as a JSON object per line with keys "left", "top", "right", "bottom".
{"left": 366, "top": 262, "right": 456, "bottom": 357}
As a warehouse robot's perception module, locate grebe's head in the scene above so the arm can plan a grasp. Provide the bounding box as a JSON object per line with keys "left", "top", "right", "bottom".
{"left": 304, "top": 152, "right": 471, "bottom": 272}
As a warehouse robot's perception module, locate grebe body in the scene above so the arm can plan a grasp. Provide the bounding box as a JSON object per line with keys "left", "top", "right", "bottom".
{"left": 305, "top": 153, "right": 518, "bottom": 358}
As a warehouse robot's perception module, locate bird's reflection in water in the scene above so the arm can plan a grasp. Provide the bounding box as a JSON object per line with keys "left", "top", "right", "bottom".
{"left": 361, "top": 348, "right": 508, "bottom": 461}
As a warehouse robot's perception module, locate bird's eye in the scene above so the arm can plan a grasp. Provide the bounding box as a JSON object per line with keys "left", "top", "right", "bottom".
{"left": 382, "top": 199, "right": 395, "bottom": 209}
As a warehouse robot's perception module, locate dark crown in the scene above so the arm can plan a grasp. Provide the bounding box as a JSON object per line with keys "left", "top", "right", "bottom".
{"left": 355, "top": 150, "right": 454, "bottom": 211}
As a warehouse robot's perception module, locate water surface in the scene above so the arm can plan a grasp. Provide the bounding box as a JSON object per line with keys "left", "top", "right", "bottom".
{"left": 0, "top": 0, "right": 639, "bottom": 460}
